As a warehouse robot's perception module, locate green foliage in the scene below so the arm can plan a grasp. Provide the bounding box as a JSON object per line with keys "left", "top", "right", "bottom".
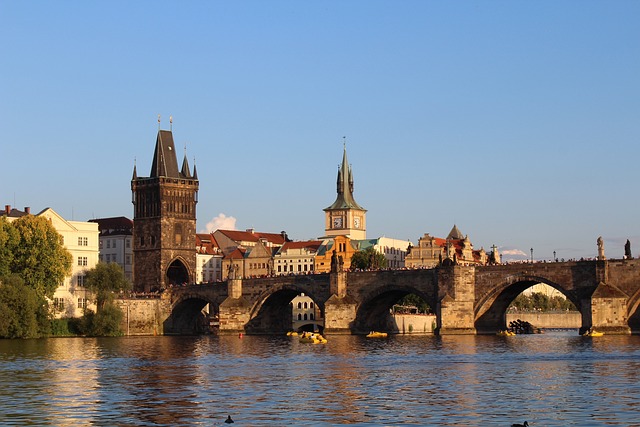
{"left": 79, "top": 304, "right": 124, "bottom": 336}
{"left": 396, "top": 293, "right": 432, "bottom": 314}
{"left": 0, "top": 274, "right": 46, "bottom": 338}
{"left": 0, "top": 218, "right": 19, "bottom": 277}
{"left": 350, "top": 246, "right": 388, "bottom": 270}
{"left": 510, "top": 291, "right": 577, "bottom": 311}
{"left": 49, "top": 318, "right": 82, "bottom": 336}
{"left": 5, "top": 216, "right": 72, "bottom": 299}
{"left": 84, "top": 262, "right": 131, "bottom": 311}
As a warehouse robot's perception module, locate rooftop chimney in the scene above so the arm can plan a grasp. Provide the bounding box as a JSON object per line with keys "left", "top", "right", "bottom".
{"left": 24, "top": 207, "right": 30, "bottom": 215}
{"left": 5, "top": 205, "right": 10, "bottom": 215}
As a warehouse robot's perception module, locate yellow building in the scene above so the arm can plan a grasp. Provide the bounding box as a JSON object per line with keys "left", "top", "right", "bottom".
{"left": 405, "top": 225, "right": 493, "bottom": 268}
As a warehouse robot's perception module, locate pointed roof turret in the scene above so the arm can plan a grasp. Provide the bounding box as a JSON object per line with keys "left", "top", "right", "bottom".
{"left": 193, "top": 161, "right": 198, "bottom": 180}
{"left": 325, "top": 144, "right": 365, "bottom": 211}
{"left": 150, "top": 130, "right": 180, "bottom": 178}
{"left": 447, "top": 224, "right": 464, "bottom": 240}
{"left": 132, "top": 161, "right": 137, "bottom": 180}
{"left": 181, "top": 152, "right": 192, "bottom": 179}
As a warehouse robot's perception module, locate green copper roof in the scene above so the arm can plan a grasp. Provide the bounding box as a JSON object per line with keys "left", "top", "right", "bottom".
{"left": 324, "top": 145, "right": 365, "bottom": 211}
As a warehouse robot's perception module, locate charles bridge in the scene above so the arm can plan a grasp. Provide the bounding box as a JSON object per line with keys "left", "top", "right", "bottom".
{"left": 117, "top": 258, "right": 640, "bottom": 336}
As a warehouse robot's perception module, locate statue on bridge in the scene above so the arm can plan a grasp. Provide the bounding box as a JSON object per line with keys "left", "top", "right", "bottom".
{"left": 597, "top": 236, "right": 606, "bottom": 261}
{"left": 625, "top": 239, "right": 632, "bottom": 259}
{"left": 330, "top": 250, "right": 344, "bottom": 273}
{"left": 227, "top": 263, "right": 239, "bottom": 280}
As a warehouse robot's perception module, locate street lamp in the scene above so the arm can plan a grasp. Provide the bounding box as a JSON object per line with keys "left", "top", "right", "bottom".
{"left": 530, "top": 248, "right": 534, "bottom": 263}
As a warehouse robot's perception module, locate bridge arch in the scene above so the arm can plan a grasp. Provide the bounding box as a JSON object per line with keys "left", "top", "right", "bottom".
{"left": 353, "top": 283, "right": 436, "bottom": 334}
{"left": 625, "top": 288, "right": 640, "bottom": 333}
{"left": 245, "top": 282, "right": 325, "bottom": 334}
{"left": 474, "top": 274, "right": 583, "bottom": 334}
{"left": 163, "top": 293, "right": 219, "bottom": 335}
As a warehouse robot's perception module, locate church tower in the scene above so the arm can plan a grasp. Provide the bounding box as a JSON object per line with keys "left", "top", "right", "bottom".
{"left": 131, "top": 125, "right": 199, "bottom": 292}
{"left": 323, "top": 145, "right": 367, "bottom": 240}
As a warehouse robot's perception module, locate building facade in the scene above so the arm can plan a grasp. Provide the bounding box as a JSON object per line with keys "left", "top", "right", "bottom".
{"left": 404, "top": 225, "right": 492, "bottom": 268}
{"left": 2, "top": 205, "right": 99, "bottom": 318}
{"left": 89, "top": 216, "right": 133, "bottom": 282}
{"left": 195, "top": 233, "right": 223, "bottom": 283}
{"left": 131, "top": 128, "right": 199, "bottom": 291}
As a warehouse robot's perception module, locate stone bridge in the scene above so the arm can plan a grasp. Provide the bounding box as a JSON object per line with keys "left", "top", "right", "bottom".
{"left": 119, "top": 259, "right": 640, "bottom": 336}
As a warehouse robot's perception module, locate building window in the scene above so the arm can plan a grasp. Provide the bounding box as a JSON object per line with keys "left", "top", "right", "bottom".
{"left": 78, "top": 298, "right": 87, "bottom": 309}
{"left": 125, "top": 239, "right": 130, "bottom": 248}
{"left": 53, "top": 298, "right": 64, "bottom": 311}
{"left": 78, "top": 237, "right": 88, "bottom": 246}
{"left": 126, "top": 255, "right": 131, "bottom": 265}
{"left": 106, "top": 240, "right": 111, "bottom": 249}
{"left": 77, "top": 275, "right": 85, "bottom": 286}
{"left": 78, "top": 257, "right": 88, "bottom": 266}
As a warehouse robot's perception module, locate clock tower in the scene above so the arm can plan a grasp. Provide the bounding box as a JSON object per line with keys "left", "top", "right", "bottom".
{"left": 323, "top": 145, "right": 367, "bottom": 239}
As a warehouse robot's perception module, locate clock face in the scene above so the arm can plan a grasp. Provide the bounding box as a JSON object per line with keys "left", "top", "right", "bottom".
{"left": 354, "top": 216, "right": 361, "bottom": 229}
{"left": 333, "top": 216, "right": 343, "bottom": 228}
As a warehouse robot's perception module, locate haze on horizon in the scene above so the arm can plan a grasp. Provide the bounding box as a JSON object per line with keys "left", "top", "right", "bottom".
{"left": 1, "top": 1, "right": 639, "bottom": 262}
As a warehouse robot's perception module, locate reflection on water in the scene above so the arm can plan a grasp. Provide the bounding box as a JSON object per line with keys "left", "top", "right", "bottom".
{"left": 2, "top": 331, "right": 640, "bottom": 426}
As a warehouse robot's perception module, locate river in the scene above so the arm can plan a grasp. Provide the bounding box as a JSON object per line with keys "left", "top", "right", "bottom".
{"left": 1, "top": 330, "right": 640, "bottom": 426}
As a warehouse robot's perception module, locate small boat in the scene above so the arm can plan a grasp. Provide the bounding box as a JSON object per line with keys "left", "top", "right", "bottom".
{"left": 286, "top": 331, "right": 299, "bottom": 337}
{"left": 583, "top": 329, "right": 604, "bottom": 337}
{"left": 299, "top": 332, "right": 327, "bottom": 344}
{"left": 366, "top": 331, "right": 388, "bottom": 338}
{"left": 497, "top": 330, "right": 515, "bottom": 336}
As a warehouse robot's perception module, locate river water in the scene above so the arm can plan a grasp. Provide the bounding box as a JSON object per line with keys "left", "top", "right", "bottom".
{"left": 1, "top": 330, "right": 640, "bottom": 426}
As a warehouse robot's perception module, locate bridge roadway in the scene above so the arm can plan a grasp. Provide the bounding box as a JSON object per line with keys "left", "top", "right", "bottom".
{"left": 139, "top": 258, "right": 640, "bottom": 335}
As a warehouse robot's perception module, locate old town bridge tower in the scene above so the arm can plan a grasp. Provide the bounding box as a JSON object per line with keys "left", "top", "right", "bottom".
{"left": 131, "top": 127, "right": 199, "bottom": 292}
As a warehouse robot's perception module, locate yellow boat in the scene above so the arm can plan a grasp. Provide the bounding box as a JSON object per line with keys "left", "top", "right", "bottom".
{"left": 583, "top": 329, "right": 604, "bottom": 337}
{"left": 299, "top": 332, "right": 327, "bottom": 344}
{"left": 286, "top": 331, "right": 299, "bottom": 336}
{"left": 497, "top": 330, "right": 516, "bottom": 336}
{"left": 366, "top": 331, "right": 388, "bottom": 338}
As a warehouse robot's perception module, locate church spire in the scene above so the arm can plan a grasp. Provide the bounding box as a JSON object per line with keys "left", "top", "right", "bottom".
{"left": 325, "top": 142, "right": 364, "bottom": 211}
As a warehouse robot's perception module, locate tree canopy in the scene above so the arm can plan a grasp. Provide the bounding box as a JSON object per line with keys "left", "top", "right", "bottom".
{"left": 84, "top": 262, "right": 131, "bottom": 311}
{"left": 350, "top": 246, "right": 388, "bottom": 270}
{"left": 4, "top": 215, "right": 72, "bottom": 298}
{"left": 0, "top": 274, "right": 46, "bottom": 338}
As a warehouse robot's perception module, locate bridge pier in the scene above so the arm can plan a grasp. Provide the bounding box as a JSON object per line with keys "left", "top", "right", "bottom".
{"left": 581, "top": 282, "right": 631, "bottom": 335}
{"left": 324, "top": 270, "right": 357, "bottom": 334}
{"left": 436, "top": 266, "right": 477, "bottom": 335}
{"left": 219, "top": 277, "right": 251, "bottom": 334}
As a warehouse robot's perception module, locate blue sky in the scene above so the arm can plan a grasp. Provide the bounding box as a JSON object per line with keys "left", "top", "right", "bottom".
{"left": 2, "top": 1, "right": 639, "bottom": 261}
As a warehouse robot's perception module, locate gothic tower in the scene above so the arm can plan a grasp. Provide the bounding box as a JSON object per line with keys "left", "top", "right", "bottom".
{"left": 131, "top": 128, "right": 199, "bottom": 292}
{"left": 323, "top": 145, "right": 367, "bottom": 240}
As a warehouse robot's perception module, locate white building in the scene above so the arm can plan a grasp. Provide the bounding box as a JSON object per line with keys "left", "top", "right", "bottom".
{"left": 2, "top": 206, "right": 99, "bottom": 317}
{"left": 38, "top": 208, "right": 99, "bottom": 318}
{"left": 196, "top": 233, "right": 224, "bottom": 283}
{"left": 273, "top": 240, "right": 323, "bottom": 276}
{"left": 89, "top": 217, "right": 133, "bottom": 282}
{"left": 353, "top": 237, "right": 411, "bottom": 269}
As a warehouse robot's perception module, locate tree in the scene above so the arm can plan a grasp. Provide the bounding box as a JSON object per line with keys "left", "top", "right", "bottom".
{"left": 0, "top": 274, "right": 45, "bottom": 338}
{"left": 9, "top": 215, "right": 72, "bottom": 299}
{"left": 0, "top": 218, "right": 19, "bottom": 277}
{"left": 84, "top": 262, "right": 131, "bottom": 312}
{"left": 350, "top": 246, "right": 388, "bottom": 270}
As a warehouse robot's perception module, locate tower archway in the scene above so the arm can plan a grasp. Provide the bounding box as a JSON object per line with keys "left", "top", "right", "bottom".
{"left": 167, "top": 258, "right": 190, "bottom": 286}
